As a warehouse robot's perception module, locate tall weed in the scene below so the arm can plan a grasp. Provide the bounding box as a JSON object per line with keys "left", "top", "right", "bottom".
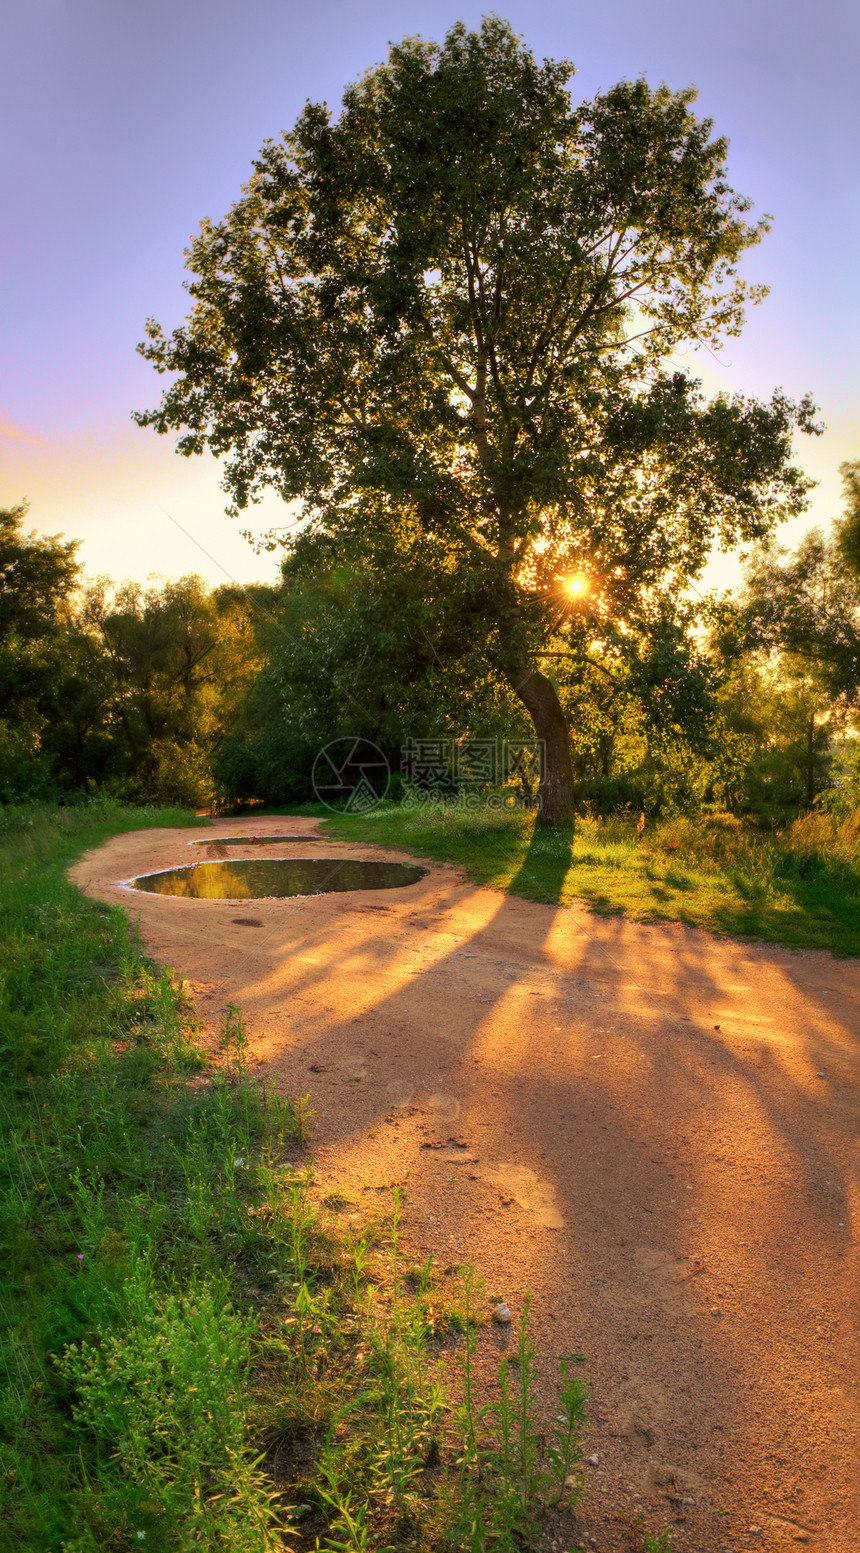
{"left": 56, "top": 1267, "right": 281, "bottom": 1551}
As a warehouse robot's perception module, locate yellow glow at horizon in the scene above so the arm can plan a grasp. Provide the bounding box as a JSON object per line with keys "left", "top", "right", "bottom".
{"left": 563, "top": 574, "right": 590, "bottom": 597}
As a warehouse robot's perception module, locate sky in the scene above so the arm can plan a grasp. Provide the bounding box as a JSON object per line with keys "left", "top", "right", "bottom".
{"left": 2, "top": 0, "right": 858, "bottom": 594}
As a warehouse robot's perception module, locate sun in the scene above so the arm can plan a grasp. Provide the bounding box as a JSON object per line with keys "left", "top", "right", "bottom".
{"left": 562, "top": 573, "right": 590, "bottom": 598}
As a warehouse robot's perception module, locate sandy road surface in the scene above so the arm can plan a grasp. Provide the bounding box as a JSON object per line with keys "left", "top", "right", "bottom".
{"left": 72, "top": 818, "right": 860, "bottom": 1553}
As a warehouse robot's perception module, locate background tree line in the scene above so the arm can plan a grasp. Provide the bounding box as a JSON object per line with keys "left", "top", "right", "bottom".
{"left": 0, "top": 502, "right": 269, "bottom": 808}
{"left": 3, "top": 460, "right": 859, "bottom": 819}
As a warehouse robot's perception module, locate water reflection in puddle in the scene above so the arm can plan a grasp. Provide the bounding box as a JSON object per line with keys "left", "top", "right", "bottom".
{"left": 129, "top": 858, "right": 428, "bottom": 900}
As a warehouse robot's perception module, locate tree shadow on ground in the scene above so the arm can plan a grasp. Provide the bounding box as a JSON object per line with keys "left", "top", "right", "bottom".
{"left": 711, "top": 859, "right": 860, "bottom": 956}
{"left": 506, "top": 817, "right": 576, "bottom": 905}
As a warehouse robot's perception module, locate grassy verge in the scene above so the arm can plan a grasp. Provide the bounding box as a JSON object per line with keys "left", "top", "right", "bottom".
{"left": 324, "top": 802, "right": 860, "bottom": 956}
{"left": 1, "top": 802, "right": 612, "bottom": 1553}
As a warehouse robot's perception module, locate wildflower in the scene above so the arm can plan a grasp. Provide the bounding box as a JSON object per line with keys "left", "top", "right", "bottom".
{"left": 76, "top": 1253, "right": 84, "bottom": 1261}
{"left": 235, "top": 1157, "right": 245, "bottom": 1168}
{"left": 136, "top": 1533, "right": 147, "bottom": 1543}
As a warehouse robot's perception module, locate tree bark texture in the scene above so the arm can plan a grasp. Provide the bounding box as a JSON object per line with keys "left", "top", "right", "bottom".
{"left": 508, "top": 666, "right": 575, "bottom": 826}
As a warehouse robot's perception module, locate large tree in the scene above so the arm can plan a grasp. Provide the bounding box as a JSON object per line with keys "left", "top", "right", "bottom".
{"left": 137, "top": 17, "right": 817, "bottom": 823}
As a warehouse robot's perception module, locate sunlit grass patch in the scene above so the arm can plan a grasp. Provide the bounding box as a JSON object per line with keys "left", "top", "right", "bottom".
{"left": 327, "top": 801, "right": 860, "bottom": 956}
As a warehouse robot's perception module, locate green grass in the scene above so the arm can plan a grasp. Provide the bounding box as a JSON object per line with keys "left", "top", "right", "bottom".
{"left": 1, "top": 800, "right": 613, "bottom": 1553}
{"left": 324, "top": 801, "right": 860, "bottom": 956}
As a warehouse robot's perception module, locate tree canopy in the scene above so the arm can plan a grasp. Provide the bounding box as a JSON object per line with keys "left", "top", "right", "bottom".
{"left": 740, "top": 531, "right": 860, "bottom": 709}
{"left": 0, "top": 503, "right": 80, "bottom": 642}
{"left": 137, "top": 17, "right": 817, "bottom": 822}
{"left": 0, "top": 506, "right": 266, "bottom": 805}
{"left": 835, "top": 460, "right": 860, "bottom": 577}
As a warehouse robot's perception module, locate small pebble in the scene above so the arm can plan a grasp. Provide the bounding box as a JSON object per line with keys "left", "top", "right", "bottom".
{"left": 586, "top": 1452, "right": 599, "bottom": 1466}
{"left": 492, "top": 1302, "right": 512, "bottom": 1324}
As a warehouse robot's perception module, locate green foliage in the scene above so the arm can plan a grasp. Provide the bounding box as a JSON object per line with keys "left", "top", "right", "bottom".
{"left": 714, "top": 492, "right": 860, "bottom": 813}
{"left": 819, "top": 739, "right": 860, "bottom": 814}
{"left": 0, "top": 504, "right": 88, "bottom": 800}
{"left": 717, "top": 652, "right": 835, "bottom": 814}
{"left": 0, "top": 512, "right": 271, "bottom": 806}
{"left": 74, "top": 575, "right": 270, "bottom": 807}
{"left": 835, "top": 460, "right": 860, "bottom": 577}
{"left": 739, "top": 529, "right": 860, "bottom": 709}
{"left": 643, "top": 1533, "right": 674, "bottom": 1553}
{"left": 327, "top": 801, "right": 860, "bottom": 955}
{"left": 0, "top": 502, "right": 80, "bottom": 641}
{"left": 0, "top": 802, "right": 295, "bottom": 1550}
{"left": 215, "top": 545, "right": 532, "bottom": 805}
{"left": 137, "top": 17, "right": 817, "bottom": 821}
{"left": 213, "top": 710, "right": 315, "bottom": 808}
{"left": 56, "top": 1272, "right": 280, "bottom": 1553}
{"left": 436, "top": 1290, "right": 586, "bottom": 1551}
{"left": 1, "top": 802, "right": 595, "bottom": 1552}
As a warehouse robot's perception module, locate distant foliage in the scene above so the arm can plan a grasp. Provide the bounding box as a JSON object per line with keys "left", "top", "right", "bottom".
{"left": 4, "top": 467, "right": 860, "bottom": 824}
{"left": 1, "top": 507, "right": 269, "bottom": 808}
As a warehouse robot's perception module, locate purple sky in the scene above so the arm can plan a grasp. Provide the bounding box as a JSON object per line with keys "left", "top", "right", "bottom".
{"left": 2, "top": 0, "right": 858, "bottom": 590}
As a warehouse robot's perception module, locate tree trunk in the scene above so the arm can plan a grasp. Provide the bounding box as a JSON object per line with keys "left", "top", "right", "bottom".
{"left": 806, "top": 712, "right": 815, "bottom": 808}
{"left": 508, "top": 665, "right": 575, "bottom": 826}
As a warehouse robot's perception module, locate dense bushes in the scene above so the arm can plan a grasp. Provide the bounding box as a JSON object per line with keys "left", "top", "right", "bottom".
{"left": 4, "top": 502, "right": 860, "bottom": 823}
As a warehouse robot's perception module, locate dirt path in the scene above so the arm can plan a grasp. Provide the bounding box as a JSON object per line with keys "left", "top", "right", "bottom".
{"left": 72, "top": 819, "right": 860, "bottom": 1553}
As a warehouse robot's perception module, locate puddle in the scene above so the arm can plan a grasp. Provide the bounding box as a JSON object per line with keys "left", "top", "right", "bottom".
{"left": 129, "top": 858, "right": 428, "bottom": 900}
{"left": 188, "top": 835, "right": 331, "bottom": 846}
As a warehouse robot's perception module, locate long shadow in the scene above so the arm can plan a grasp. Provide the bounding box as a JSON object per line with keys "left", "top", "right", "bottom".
{"left": 506, "top": 815, "right": 576, "bottom": 904}
{"left": 116, "top": 819, "right": 860, "bottom": 1544}
{"left": 711, "top": 851, "right": 860, "bottom": 956}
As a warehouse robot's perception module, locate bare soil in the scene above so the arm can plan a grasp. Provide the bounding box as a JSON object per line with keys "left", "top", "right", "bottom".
{"left": 72, "top": 817, "right": 860, "bottom": 1553}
